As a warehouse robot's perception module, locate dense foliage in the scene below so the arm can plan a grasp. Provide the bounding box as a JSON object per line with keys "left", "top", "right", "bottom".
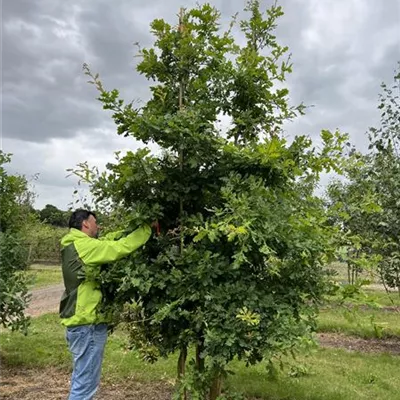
{"left": 368, "top": 65, "right": 400, "bottom": 290}
{"left": 80, "top": 2, "right": 346, "bottom": 397}
{"left": 326, "top": 153, "right": 382, "bottom": 284}
{"left": 0, "top": 153, "right": 33, "bottom": 234}
{"left": 326, "top": 65, "right": 400, "bottom": 292}
{"left": 0, "top": 151, "right": 31, "bottom": 333}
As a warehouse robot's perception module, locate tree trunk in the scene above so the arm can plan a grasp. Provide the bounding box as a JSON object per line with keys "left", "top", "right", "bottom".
{"left": 177, "top": 346, "right": 188, "bottom": 400}
{"left": 26, "top": 243, "right": 33, "bottom": 266}
{"left": 347, "top": 262, "right": 351, "bottom": 284}
{"left": 396, "top": 266, "right": 400, "bottom": 298}
{"left": 196, "top": 337, "right": 205, "bottom": 373}
{"left": 209, "top": 373, "right": 223, "bottom": 400}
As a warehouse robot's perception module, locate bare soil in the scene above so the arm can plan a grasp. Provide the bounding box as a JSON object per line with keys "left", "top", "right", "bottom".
{"left": 317, "top": 332, "right": 400, "bottom": 354}
{"left": 0, "top": 366, "right": 173, "bottom": 399}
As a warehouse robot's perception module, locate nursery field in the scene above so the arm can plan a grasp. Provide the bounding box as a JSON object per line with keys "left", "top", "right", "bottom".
{"left": 1, "top": 265, "right": 400, "bottom": 399}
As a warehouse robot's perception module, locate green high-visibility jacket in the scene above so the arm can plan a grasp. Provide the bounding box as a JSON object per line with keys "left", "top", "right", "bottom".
{"left": 59, "top": 225, "right": 151, "bottom": 327}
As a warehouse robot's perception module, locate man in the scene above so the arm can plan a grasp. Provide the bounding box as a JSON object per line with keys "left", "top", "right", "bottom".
{"left": 59, "top": 209, "right": 152, "bottom": 400}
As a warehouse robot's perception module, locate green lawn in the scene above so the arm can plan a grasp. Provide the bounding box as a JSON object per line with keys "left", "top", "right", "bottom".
{"left": 318, "top": 306, "right": 400, "bottom": 338}
{"left": 318, "top": 286, "right": 400, "bottom": 339}
{"left": 5, "top": 263, "right": 400, "bottom": 398}
{"left": 227, "top": 350, "right": 400, "bottom": 400}
{"left": 26, "top": 264, "right": 62, "bottom": 289}
{"left": 2, "top": 314, "right": 400, "bottom": 399}
{"left": 327, "top": 262, "right": 379, "bottom": 284}
{"left": 362, "top": 289, "right": 400, "bottom": 306}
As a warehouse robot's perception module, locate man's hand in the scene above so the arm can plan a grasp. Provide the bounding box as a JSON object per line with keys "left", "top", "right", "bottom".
{"left": 151, "top": 220, "right": 160, "bottom": 236}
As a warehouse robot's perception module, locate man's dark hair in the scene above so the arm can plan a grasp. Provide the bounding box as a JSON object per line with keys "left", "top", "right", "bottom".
{"left": 69, "top": 209, "right": 97, "bottom": 230}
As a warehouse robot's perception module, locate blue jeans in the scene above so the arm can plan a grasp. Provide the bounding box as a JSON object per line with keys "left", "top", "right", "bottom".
{"left": 66, "top": 324, "right": 108, "bottom": 400}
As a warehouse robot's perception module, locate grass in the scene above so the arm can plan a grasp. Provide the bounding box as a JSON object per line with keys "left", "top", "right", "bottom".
{"left": 324, "top": 290, "right": 400, "bottom": 310}
{"left": 25, "top": 264, "right": 62, "bottom": 289}
{"left": 326, "top": 262, "right": 379, "bottom": 284}
{"left": 227, "top": 350, "right": 400, "bottom": 400}
{"left": 320, "top": 262, "right": 400, "bottom": 338}
{"left": 318, "top": 272, "right": 400, "bottom": 338}
{"left": 363, "top": 289, "right": 400, "bottom": 306}
{"left": 3, "top": 262, "right": 400, "bottom": 398}
{"left": 323, "top": 286, "right": 400, "bottom": 310}
{"left": 0, "top": 314, "right": 177, "bottom": 381}
{"left": 0, "top": 314, "right": 69, "bottom": 368}
{"left": 318, "top": 306, "right": 400, "bottom": 338}
{"left": 2, "top": 314, "right": 400, "bottom": 399}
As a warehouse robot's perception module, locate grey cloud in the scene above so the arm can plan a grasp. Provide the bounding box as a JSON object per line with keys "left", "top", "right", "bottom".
{"left": 2, "top": 0, "right": 400, "bottom": 209}
{"left": 279, "top": 0, "right": 399, "bottom": 147}
{"left": 33, "top": 183, "right": 85, "bottom": 210}
{"left": 3, "top": 1, "right": 107, "bottom": 142}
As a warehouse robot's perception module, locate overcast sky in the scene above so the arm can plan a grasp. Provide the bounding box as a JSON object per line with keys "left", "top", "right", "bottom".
{"left": 2, "top": 0, "right": 400, "bottom": 210}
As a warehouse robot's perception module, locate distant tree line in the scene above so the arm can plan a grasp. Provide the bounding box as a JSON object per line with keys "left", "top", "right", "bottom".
{"left": 35, "top": 204, "right": 69, "bottom": 227}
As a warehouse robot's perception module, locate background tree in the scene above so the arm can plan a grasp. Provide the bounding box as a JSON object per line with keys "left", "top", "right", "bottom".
{"left": 367, "top": 64, "right": 400, "bottom": 292}
{"left": 0, "top": 153, "right": 34, "bottom": 234}
{"left": 78, "top": 2, "right": 346, "bottom": 398}
{"left": 325, "top": 64, "right": 400, "bottom": 295}
{"left": 326, "top": 152, "right": 382, "bottom": 285}
{"left": 38, "top": 204, "right": 69, "bottom": 227}
{"left": 0, "top": 151, "right": 31, "bottom": 333}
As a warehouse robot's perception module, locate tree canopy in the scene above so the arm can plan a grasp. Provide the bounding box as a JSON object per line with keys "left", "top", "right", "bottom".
{"left": 77, "top": 2, "right": 347, "bottom": 397}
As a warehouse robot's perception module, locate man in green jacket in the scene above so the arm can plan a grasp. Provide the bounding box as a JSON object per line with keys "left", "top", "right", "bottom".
{"left": 60, "top": 209, "right": 152, "bottom": 400}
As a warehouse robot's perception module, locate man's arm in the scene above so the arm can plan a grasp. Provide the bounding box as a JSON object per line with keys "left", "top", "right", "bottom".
{"left": 75, "top": 224, "right": 151, "bottom": 265}
{"left": 99, "top": 230, "right": 125, "bottom": 241}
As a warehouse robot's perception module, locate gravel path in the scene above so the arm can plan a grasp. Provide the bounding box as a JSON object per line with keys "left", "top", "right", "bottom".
{"left": 25, "top": 284, "right": 64, "bottom": 317}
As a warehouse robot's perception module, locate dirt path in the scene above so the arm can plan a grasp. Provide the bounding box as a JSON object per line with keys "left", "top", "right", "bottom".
{"left": 25, "top": 284, "right": 64, "bottom": 317}
{"left": 317, "top": 332, "right": 400, "bottom": 354}
{"left": 0, "top": 366, "right": 269, "bottom": 400}
{"left": 0, "top": 367, "right": 173, "bottom": 400}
